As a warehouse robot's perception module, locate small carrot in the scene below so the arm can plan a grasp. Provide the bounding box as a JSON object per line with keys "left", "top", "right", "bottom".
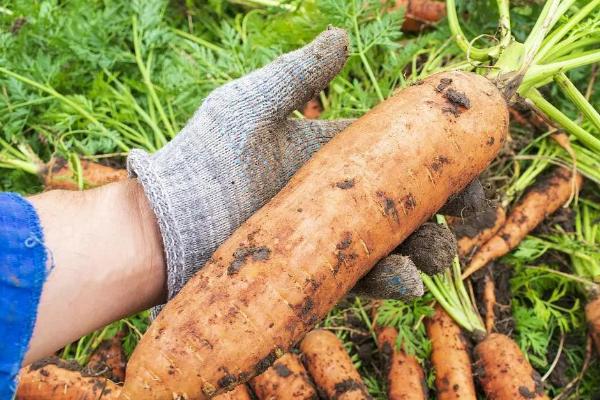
{"left": 463, "top": 167, "right": 583, "bottom": 278}
{"left": 449, "top": 206, "right": 507, "bottom": 260}
{"left": 425, "top": 305, "right": 476, "bottom": 400}
{"left": 375, "top": 324, "right": 427, "bottom": 400}
{"left": 87, "top": 332, "right": 128, "bottom": 383}
{"left": 302, "top": 98, "right": 322, "bottom": 119}
{"left": 44, "top": 158, "right": 127, "bottom": 190}
{"left": 393, "top": 0, "right": 447, "bottom": 32}
{"left": 483, "top": 271, "right": 496, "bottom": 335}
{"left": 585, "top": 296, "right": 600, "bottom": 354}
{"left": 300, "top": 330, "right": 372, "bottom": 400}
{"left": 474, "top": 334, "right": 549, "bottom": 400}
{"left": 249, "top": 353, "right": 318, "bottom": 400}
{"left": 16, "top": 357, "right": 121, "bottom": 400}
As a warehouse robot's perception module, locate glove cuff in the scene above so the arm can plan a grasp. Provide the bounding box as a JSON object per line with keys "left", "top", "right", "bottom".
{"left": 127, "top": 149, "right": 186, "bottom": 305}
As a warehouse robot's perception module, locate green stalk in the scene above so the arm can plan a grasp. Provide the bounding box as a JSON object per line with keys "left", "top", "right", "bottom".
{"left": 351, "top": 10, "right": 384, "bottom": 102}
{"left": 554, "top": 72, "right": 600, "bottom": 132}
{"left": 0, "top": 67, "right": 128, "bottom": 152}
{"left": 445, "top": 0, "right": 500, "bottom": 61}
{"left": 522, "top": 51, "right": 600, "bottom": 92}
{"left": 172, "top": 28, "right": 225, "bottom": 53}
{"left": 132, "top": 16, "right": 177, "bottom": 139}
{"left": 526, "top": 89, "right": 600, "bottom": 153}
{"left": 535, "top": 0, "right": 600, "bottom": 63}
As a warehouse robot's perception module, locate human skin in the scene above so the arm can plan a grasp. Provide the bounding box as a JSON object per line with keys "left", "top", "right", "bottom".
{"left": 24, "top": 179, "right": 165, "bottom": 365}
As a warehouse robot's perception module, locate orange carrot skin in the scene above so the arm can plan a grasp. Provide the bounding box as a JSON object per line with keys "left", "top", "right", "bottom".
{"left": 450, "top": 206, "right": 506, "bottom": 260}
{"left": 394, "top": 0, "right": 446, "bottom": 32}
{"left": 16, "top": 362, "right": 121, "bottom": 400}
{"left": 426, "top": 306, "right": 476, "bottom": 400}
{"left": 376, "top": 326, "right": 427, "bottom": 400}
{"left": 214, "top": 385, "right": 253, "bottom": 400}
{"left": 300, "top": 330, "right": 371, "bottom": 400}
{"left": 44, "top": 160, "right": 127, "bottom": 190}
{"left": 474, "top": 333, "right": 548, "bottom": 400}
{"left": 585, "top": 297, "right": 600, "bottom": 353}
{"left": 119, "top": 71, "right": 508, "bottom": 399}
{"left": 464, "top": 168, "right": 583, "bottom": 278}
{"left": 87, "top": 333, "right": 127, "bottom": 383}
{"left": 250, "top": 353, "right": 318, "bottom": 400}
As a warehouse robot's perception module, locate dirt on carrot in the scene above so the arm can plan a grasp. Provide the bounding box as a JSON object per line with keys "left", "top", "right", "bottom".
{"left": 213, "top": 385, "right": 253, "bottom": 400}
{"left": 118, "top": 71, "right": 508, "bottom": 399}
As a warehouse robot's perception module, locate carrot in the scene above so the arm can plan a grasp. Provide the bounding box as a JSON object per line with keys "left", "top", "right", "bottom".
{"left": 300, "top": 329, "right": 371, "bottom": 400}
{"left": 87, "top": 332, "right": 127, "bottom": 383}
{"left": 119, "top": 70, "right": 508, "bottom": 399}
{"left": 392, "top": 0, "right": 447, "bottom": 32}
{"left": 214, "top": 385, "right": 253, "bottom": 400}
{"left": 425, "top": 305, "right": 476, "bottom": 400}
{"left": 483, "top": 271, "right": 496, "bottom": 335}
{"left": 16, "top": 357, "right": 121, "bottom": 400}
{"left": 474, "top": 333, "right": 548, "bottom": 400}
{"left": 249, "top": 353, "right": 317, "bottom": 400}
{"left": 44, "top": 158, "right": 127, "bottom": 190}
{"left": 585, "top": 296, "right": 600, "bottom": 354}
{"left": 449, "top": 206, "right": 507, "bottom": 260}
{"left": 376, "top": 325, "right": 427, "bottom": 400}
{"left": 463, "top": 167, "right": 583, "bottom": 278}
{"left": 302, "top": 98, "right": 322, "bottom": 119}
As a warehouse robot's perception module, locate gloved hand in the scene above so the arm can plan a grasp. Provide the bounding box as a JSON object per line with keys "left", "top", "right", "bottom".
{"left": 128, "top": 28, "right": 482, "bottom": 312}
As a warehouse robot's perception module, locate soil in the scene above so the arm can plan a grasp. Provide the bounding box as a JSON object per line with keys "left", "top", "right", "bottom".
{"left": 398, "top": 222, "right": 457, "bottom": 275}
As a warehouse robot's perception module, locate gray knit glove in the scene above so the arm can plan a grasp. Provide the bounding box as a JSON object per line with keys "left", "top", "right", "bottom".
{"left": 128, "top": 28, "right": 359, "bottom": 306}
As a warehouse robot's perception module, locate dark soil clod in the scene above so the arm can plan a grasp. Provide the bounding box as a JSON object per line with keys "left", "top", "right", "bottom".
{"left": 336, "top": 179, "right": 355, "bottom": 189}
{"left": 227, "top": 245, "right": 271, "bottom": 275}
{"left": 436, "top": 78, "right": 453, "bottom": 92}
{"left": 445, "top": 88, "right": 471, "bottom": 109}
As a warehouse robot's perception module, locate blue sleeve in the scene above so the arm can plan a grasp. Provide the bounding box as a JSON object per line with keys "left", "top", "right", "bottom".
{"left": 0, "top": 193, "right": 48, "bottom": 399}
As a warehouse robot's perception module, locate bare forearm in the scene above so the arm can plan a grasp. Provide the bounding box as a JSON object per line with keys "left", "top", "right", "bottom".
{"left": 24, "top": 180, "right": 165, "bottom": 365}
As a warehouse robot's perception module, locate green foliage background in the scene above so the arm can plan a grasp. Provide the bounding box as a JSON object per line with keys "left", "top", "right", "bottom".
{"left": 1, "top": 0, "right": 599, "bottom": 398}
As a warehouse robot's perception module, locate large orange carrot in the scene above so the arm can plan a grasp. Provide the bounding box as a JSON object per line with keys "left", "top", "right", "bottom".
{"left": 463, "top": 167, "right": 583, "bottom": 278}
{"left": 16, "top": 358, "right": 121, "bottom": 400}
{"left": 449, "top": 206, "right": 507, "bottom": 260}
{"left": 119, "top": 71, "right": 508, "bottom": 399}
{"left": 474, "top": 333, "right": 548, "bottom": 400}
{"left": 44, "top": 159, "right": 127, "bottom": 190}
{"left": 214, "top": 385, "right": 253, "bottom": 400}
{"left": 586, "top": 296, "right": 600, "bottom": 353}
{"left": 87, "top": 332, "right": 127, "bottom": 383}
{"left": 376, "top": 325, "right": 427, "bottom": 400}
{"left": 393, "top": 0, "right": 447, "bottom": 32}
{"left": 249, "top": 353, "right": 317, "bottom": 399}
{"left": 300, "top": 330, "right": 371, "bottom": 400}
{"left": 425, "top": 305, "right": 476, "bottom": 400}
